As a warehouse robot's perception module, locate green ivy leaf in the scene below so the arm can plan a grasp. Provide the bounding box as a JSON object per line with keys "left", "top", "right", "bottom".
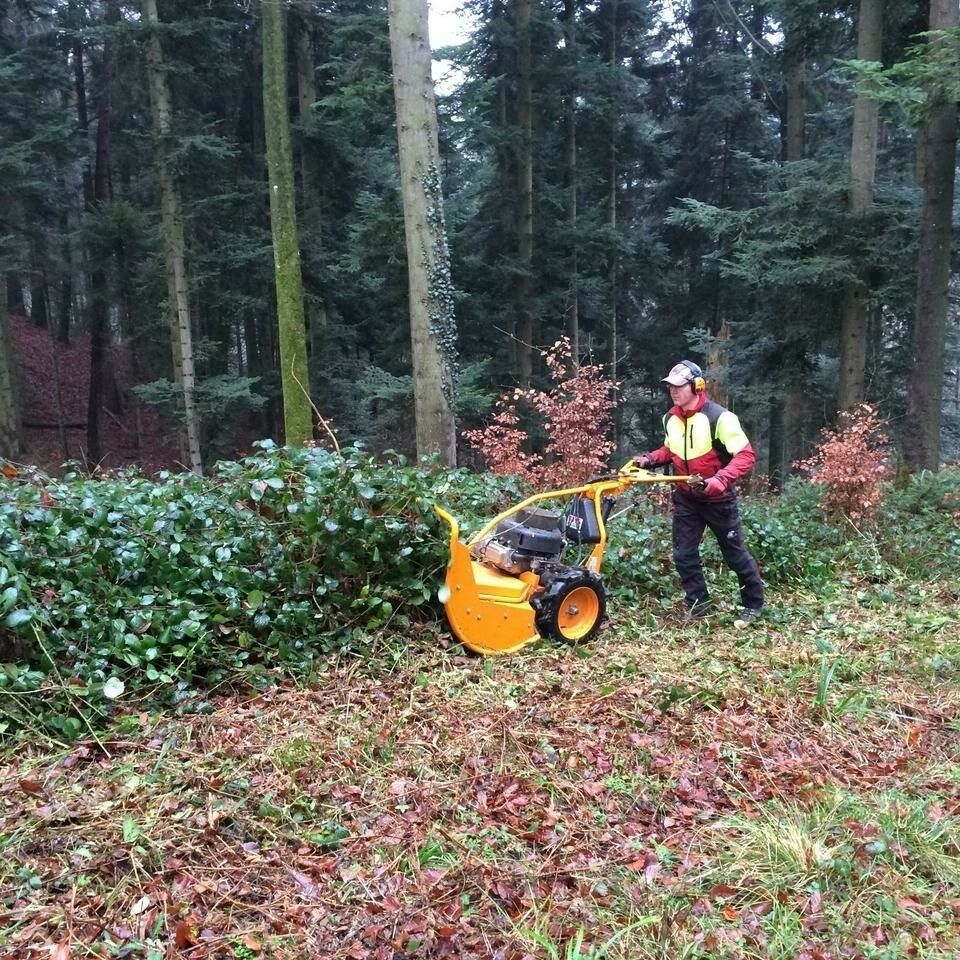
{"left": 4, "top": 609, "right": 32, "bottom": 628}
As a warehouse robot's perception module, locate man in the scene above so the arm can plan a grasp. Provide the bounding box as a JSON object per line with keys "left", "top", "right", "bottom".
{"left": 634, "top": 360, "right": 764, "bottom": 620}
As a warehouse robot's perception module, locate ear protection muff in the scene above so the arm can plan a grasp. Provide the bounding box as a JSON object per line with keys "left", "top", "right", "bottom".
{"left": 681, "top": 360, "right": 706, "bottom": 393}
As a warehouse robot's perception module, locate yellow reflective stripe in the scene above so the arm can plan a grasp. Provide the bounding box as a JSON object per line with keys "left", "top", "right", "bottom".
{"left": 664, "top": 413, "right": 714, "bottom": 460}
{"left": 715, "top": 411, "right": 749, "bottom": 455}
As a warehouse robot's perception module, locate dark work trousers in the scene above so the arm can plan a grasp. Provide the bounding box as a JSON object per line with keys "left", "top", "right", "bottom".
{"left": 671, "top": 490, "right": 765, "bottom": 610}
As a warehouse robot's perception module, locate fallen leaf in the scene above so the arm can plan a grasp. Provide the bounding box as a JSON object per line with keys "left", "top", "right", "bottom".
{"left": 130, "top": 895, "right": 152, "bottom": 916}
{"left": 285, "top": 867, "right": 318, "bottom": 898}
{"left": 19, "top": 778, "right": 42, "bottom": 794}
{"left": 51, "top": 943, "right": 71, "bottom": 960}
{"left": 174, "top": 920, "right": 195, "bottom": 948}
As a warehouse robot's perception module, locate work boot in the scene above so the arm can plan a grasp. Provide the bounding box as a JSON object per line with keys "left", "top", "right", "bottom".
{"left": 738, "top": 606, "right": 764, "bottom": 622}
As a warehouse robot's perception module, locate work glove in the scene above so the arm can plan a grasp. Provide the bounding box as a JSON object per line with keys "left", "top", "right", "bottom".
{"left": 703, "top": 475, "right": 728, "bottom": 497}
{"left": 633, "top": 454, "right": 653, "bottom": 468}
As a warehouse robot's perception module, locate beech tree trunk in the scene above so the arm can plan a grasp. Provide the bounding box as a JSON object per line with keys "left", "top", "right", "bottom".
{"left": 143, "top": 0, "right": 204, "bottom": 474}
{"left": 903, "top": 0, "right": 959, "bottom": 470}
{"left": 515, "top": 0, "right": 534, "bottom": 386}
{"left": 838, "top": 0, "right": 882, "bottom": 411}
{"left": 387, "top": 0, "right": 457, "bottom": 464}
{"left": 261, "top": 0, "right": 313, "bottom": 447}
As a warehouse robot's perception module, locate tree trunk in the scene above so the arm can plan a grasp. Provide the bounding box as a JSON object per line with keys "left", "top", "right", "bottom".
{"left": 0, "top": 279, "right": 21, "bottom": 460}
{"left": 6, "top": 275, "right": 25, "bottom": 317}
{"left": 294, "top": 0, "right": 328, "bottom": 402}
{"left": 143, "top": 0, "right": 204, "bottom": 474}
{"left": 563, "top": 0, "right": 578, "bottom": 366}
{"left": 707, "top": 320, "right": 730, "bottom": 408}
{"left": 29, "top": 238, "right": 49, "bottom": 328}
{"left": 783, "top": 27, "right": 806, "bottom": 163}
{"left": 607, "top": 0, "right": 619, "bottom": 450}
{"left": 903, "top": 0, "right": 958, "bottom": 470}
{"left": 749, "top": 5, "right": 765, "bottom": 102}
{"left": 770, "top": 17, "right": 807, "bottom": 485}
{"left": 261, "top": 0, "right": 313, "bottom": 447}
{"left": 58, "top": 202, "right": 73, "bottom": 344}
{"left": 387, "top": 0, "right": 457, "bottom": 464}
{"left": 515, "top": 0, "right": 534, "bottom": 386}
{"left": 837, "top": 0, "right": 882, "bottom": 411}
{"left": 85, "top": 2, "right": 116, "bottom": 468}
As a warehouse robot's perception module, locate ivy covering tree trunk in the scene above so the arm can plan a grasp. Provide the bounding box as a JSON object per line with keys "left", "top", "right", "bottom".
{"left": 143, "top": 0, "right": 204, "bottom": 475}
{"left": 387, "top": 0, "right": 457, "bottom": 465}
{"left": 261, "top": 0, "right": 313, "bottom": 448}
{"left": 838, "top": 0, "right": 882, "bottom": 411}
{"left": 903, "top": 0, "right": 959, "bottom": 470}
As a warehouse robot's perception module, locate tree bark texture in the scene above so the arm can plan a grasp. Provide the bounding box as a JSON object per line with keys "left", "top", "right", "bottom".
{"left": 771, "top": 16, "right": 807, "bottom": 485}
{"left": 903, "top": 0, "right": 959, "bottom": 470}
{"left": 0, "top": 278, "right": 21, "bottom": 460}
{"left": 515, "top": 0, "right": 534, "bottom": 386}
{"left": 261, "top": 0, "right": 313, "bottom": 447}
{"left": 838, "top": 0, "right": 882, "bottom": 411}
{"left": 607, "top": 0, "right": 619, "bottom": 449}
{"left": 294, "top": 0, "right": 328, "bottom": 401}
{"left": 563, "top": 0, "right": 578, "bottom": 366}
{"left": 143, "top": 0, "right": 205, "bottom": 474}
{"left": 85, "top": 1, "right": 116, "bottom": 468}
{"left": 387, "top": 0, "right": 457, "bottom": 465}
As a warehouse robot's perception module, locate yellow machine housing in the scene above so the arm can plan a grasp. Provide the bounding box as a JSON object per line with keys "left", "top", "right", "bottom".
{"left": 435, "top": 462, "right": 690, "bottom": 655}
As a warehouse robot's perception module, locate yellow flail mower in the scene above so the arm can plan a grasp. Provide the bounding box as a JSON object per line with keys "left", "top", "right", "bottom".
{"left": 434, "top": 460, "right": 690, "bottom": 655}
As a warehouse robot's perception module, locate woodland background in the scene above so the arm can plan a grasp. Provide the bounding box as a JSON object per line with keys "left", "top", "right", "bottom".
{"left": 0, "top": 0, "right": 957, "bottom": 480}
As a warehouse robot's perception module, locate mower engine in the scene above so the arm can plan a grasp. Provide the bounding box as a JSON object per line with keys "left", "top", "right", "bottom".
{"left": 471, "top": 506, "right": 564, "bottom": 575}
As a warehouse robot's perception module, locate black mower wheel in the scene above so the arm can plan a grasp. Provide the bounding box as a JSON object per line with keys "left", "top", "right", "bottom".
{"left": 534, "top": 568, "right": 607, "bottom": 644}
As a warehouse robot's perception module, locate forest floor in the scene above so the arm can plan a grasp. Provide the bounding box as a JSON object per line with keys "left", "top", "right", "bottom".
{"left": 3, "top": 580, "right": 960, "bottom": 960}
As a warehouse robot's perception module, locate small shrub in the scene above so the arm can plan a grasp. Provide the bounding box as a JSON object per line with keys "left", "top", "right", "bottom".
{"left": 794, "top": 404, "right": 893, "bottom": 523}
{"left": 463, "top": 338, "right": 617, "bottom": 487}
{"left": 460, "top": 402, "right": 543, "bottom": 485}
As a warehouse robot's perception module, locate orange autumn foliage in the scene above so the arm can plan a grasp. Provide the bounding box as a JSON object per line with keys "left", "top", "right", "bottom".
{"left": 463, "top": 338, "right": 617, "bottom": 487}
{"left": 795, "top": 404, "right": 893, "bottom": 522}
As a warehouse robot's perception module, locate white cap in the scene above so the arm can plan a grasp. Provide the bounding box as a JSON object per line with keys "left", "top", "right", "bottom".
{"left": 662, "top": 362, "right": 695, "bottom": 387}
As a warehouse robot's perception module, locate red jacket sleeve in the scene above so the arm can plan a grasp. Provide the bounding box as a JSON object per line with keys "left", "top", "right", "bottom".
{"left": 646, "top": 445, "right": 671, "bottom": 467}
{"left": 718, "top": 443, "right": 756, "bottom": 485}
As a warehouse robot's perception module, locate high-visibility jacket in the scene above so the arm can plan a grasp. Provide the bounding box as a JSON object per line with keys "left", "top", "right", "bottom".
{"left": 646, "top": 393, "right": 756, "bottom": 497}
